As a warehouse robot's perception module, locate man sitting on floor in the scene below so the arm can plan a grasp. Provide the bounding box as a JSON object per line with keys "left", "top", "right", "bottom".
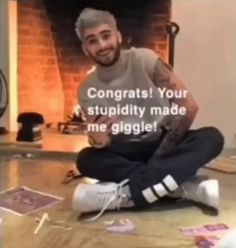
{"left": 72, "top": 8, "right": 224, "bottom": 220}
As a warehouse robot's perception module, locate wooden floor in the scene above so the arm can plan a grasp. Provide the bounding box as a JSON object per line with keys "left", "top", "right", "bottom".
{"left": 0, "top": 154, "right": 236, "bottom": 248}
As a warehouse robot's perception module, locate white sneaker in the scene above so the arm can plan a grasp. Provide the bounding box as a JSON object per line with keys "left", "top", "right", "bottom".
{"left": 72, "top": 179, "right": 134, "bottom": 221}
{"left": 216, "top": 229, "right": 236, "bottom": 248}
{"left": 170, "top": 177, "right": 219, "bottom": 210}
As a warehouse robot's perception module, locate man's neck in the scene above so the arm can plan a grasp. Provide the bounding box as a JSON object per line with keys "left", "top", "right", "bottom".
{"left": 97, "top": 50, "right": 126, "bottom": 82}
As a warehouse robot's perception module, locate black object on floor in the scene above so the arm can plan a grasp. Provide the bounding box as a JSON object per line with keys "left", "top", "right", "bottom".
{"left": 16, "top": 112, "right": 44, "bottom": 142}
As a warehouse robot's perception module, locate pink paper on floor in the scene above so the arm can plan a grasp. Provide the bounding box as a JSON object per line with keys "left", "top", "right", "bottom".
{"left": 179, "top": 223, "right": 229, "bottom": 237}
{"left": 105, "top": 219, "right": 136, "bottom": 233}
{"left": 195, "top": 236, "right": 220, "bottom": 248}
{"left": 0, "top": 186, "right": 63, "bottom": 216}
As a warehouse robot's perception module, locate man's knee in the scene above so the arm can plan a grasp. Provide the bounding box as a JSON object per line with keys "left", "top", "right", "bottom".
{"left": 200, "top": 127, "right": 224, "bottom": 155}
{"left": 76, "top": 147, "right": 95, "bottom": 175}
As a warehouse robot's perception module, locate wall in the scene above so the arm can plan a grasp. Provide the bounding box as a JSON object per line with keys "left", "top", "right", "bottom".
{"left": 0, "top": 0, "right": 9, "bottom": 129}
{"left": 18, "top": 0, "right": 64, "bottom": 124}
{"left": 172, "top": 0, "right": 236, "bottom": 148}
{"left": 48, "top": 15, "right": 91, "bottom": 117}
{"left": 0, "top": 0, "right": 18, "bottom": 131}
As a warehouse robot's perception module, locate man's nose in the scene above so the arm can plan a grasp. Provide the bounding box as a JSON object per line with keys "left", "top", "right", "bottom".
{"left": 97, "top": 39, "right": 107, "bottom": 49}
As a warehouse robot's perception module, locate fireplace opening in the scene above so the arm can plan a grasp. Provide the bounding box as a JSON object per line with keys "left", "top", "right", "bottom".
{"left": 18, "top": 0, "right": 171, "bottom": 126}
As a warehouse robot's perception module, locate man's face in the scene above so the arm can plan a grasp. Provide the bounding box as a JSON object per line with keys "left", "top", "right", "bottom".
{"left": 82, "top": 24, "right": 121, "bottom": 67}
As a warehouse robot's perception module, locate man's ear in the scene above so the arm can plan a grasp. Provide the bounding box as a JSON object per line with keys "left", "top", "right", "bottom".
{"left": 117, "top": 31, "right": 122, "bottom": 44}
{"left": 82, "top": 44, "right": 89, "bottom": 56}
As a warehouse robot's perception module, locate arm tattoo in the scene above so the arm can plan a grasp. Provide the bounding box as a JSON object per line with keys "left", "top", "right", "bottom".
{"left": 153, "top": 58, "right": 199, "bottom": 156}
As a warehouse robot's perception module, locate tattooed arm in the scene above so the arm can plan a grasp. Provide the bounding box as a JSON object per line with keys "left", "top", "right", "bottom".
{"left": 153, "top": 58, "right": 199, "bottom": 156}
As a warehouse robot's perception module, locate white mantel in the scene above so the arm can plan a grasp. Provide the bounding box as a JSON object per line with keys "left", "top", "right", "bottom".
{"left": 0, "top": 0, "right": 18, "bottom": 131}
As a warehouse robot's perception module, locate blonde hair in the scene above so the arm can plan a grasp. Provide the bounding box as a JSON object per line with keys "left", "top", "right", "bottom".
{"left": 75, "top": 8, "right": 118, "bottom": 41}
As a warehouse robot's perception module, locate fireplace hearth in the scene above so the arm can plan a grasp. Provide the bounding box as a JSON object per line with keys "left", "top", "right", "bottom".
{"left": 18, "top": 0, "right": 171, "bottom": 125}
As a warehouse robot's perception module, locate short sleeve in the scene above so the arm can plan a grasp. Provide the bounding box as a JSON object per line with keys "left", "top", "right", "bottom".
{"left": 153, "top": 57, "right": 173, "bottom": 87}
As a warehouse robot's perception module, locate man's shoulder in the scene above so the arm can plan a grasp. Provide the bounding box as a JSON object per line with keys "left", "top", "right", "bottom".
{"left": 126, "top": 47, "right": 160, "bottom": 77}
{"left": 79, "top": 69, "right": 97, "bottom": 90}
{"left": 77, "top": 70, "right": 98, "bottom": 102}
{"left": 126, "top": 47, "right": 160, "bottom": 60}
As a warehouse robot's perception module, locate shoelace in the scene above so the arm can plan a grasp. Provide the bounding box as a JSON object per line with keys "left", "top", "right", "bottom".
{"left": 84, "top": 179, "right": 129, "bottom": 222}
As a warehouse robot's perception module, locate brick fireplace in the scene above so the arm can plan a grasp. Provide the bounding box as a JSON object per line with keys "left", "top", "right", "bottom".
{"left": 18, "top": 0, "right": 171, "bottom": 125}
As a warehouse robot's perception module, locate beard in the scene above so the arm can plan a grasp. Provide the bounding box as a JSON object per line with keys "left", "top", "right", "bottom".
{"left": 87, "top": 41, "right": 121, "bottom": 67}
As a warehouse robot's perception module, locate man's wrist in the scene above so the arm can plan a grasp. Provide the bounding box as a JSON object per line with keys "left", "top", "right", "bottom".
{"left": 88, "top": 136, "right": 105, "bottom": 148}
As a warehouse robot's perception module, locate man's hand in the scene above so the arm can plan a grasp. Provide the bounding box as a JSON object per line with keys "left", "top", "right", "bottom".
{"left": 156, "top": 113, "right": 196, "bottom": 156}
{"left": 153, "top": 58, "right": 199, "bottom": 156}
{"left": 85, "top": 114, "right": 117, "bottom": 148}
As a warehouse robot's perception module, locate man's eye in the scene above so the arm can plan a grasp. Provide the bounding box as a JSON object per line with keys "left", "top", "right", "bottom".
{"left": 88, "top": 39, "right": 97, "bottom": 45}
{"left": 102, "top": 33, "right": 111, "bottom": 40}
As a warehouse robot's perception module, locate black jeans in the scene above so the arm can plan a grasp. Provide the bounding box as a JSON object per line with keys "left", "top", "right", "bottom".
{"left": 76, "top": 127, "right": 224, "bottom": 207}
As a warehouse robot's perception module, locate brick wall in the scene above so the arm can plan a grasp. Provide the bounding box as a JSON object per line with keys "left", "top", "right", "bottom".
{"left": 141, "top": 0, "right": 170, "bottom": 59}
{"left": 18, "top": 0, "right": 64, "bottom": 124}
{"left": 48, "top": 15, "right": 91, "bottom": 117}
{"left": 116, "top": 1, "right": 170, "bottom": 59}
{"left": 18, "top": 0, "right": 171, "bottom": 123}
